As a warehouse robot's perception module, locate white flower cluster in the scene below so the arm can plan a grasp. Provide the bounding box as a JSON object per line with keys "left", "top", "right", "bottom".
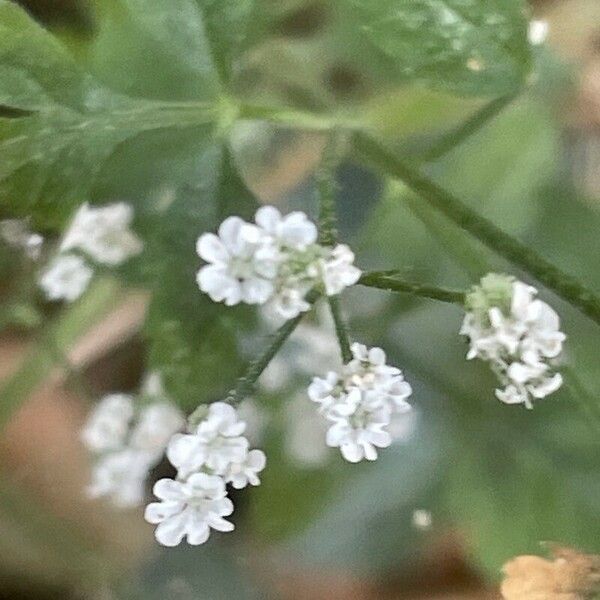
{"left": 461, "top": 274, "right": 566, "bottom": 409}
{"left": 196, "top": 206, "right": 361, "bottom": 319}
{"left": 39, "top": 202, "right": 143, "bottom": 303}
{"left": 0, "top": 218, "right": 44, "bottom": 260}
{"left": 145, "top": 402, "right": 266, "bottom": 547}
{"left": 308, "top": 343, "right": 413, "bottom": 463}
{"left": 82, "top": 377, "right": 185, "bottom": 508}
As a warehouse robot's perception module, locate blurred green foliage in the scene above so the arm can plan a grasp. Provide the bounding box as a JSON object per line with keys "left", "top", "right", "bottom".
{"left": 1, "top": 0, "right": 600, "bottom": 596}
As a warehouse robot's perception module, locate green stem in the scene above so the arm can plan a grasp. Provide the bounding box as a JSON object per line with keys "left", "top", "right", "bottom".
{"left": 359, "top": 271, "right": 466, "bottom": 304}
{"left": 238, "top": 103, "right": 358, "bottom": 131}
{"left": 189, "top": 291, "right": 321, "bottom": 425}
{"left": 420, "top": 93, "right": 517, "bottom": 162}
{"left": 328, "top": 295, "right": 353, "bottom": 363}
{"left": 354, "top": 132, "right": 600, "bottom": 325}
{"left": 316, "top": 133, "right": 353, "bottom": 363}
{"left": 232, "top": 302, "right": 314, "bottom": 401}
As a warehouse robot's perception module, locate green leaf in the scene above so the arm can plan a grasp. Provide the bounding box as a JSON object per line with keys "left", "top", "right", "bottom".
{"left": 0, "top": 0, "right": 219, "bottom": 226}
{"left": 196, "top": 0, "right": 257, "bottom": 84}
{"left": 144, "top": 147, "right": 259, "bottom": 410}
{"left": 0, "top": 0, "right": 93, "bottom": 111}
{"left": 342, "top": 0, "right": 532, "bottom": 96}
{"left": 87, "top": 0, "right": 221, "bottom": 100}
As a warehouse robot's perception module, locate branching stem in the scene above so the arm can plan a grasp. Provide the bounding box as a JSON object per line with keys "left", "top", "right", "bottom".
{"left": 359, "top": 271, "right": 466, "bottom": 304}
{"left": 317, "top": 134, "right": 353, "bottom": 363}
{"left": 354, "top": 132, "right": 600, "bottom": 325}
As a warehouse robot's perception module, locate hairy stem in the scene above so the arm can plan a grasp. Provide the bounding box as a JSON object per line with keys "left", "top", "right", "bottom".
{"left": 359, "top": 271, "right": 466, "bottom": 304}
{"left": 316, "top": 133, "right": 353, "bottom": 363}
{"left": 354, "top": 132, "right": 600, "bottom": 325}
{"left": 239, "top": 291, "right": 322, "bottom": 400}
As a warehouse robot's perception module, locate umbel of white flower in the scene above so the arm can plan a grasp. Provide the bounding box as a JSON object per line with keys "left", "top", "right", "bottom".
{"left": 145, "top": 402, "right": 266, "bottom": 546}
{"left": 61, "top": 202, "right": 143, "bottom": 265}
{"left": 196, "top": 206, "right": 361, "bottom": 319}
{"left": 308, "top": 343, "right": 413, "bottom": 463}
{"left": 39, "top": 202, "right": 143, "bottom": 303}
{"left": 460, "top": 274, "right": 566, "bottom": 409}
{"left": 39, "top": 254, "right": 93, "bottom": 302}
{"left": 82, "top": 375, "right": 185, "bottom": 508}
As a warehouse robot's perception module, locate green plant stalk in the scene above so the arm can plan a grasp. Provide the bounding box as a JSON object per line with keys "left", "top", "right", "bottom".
{"left": 420, "top": 93, "right": 517, "bottom": 162}
{"left": 359, "top": 271, "right": 466, "bottom": 304}
{"left": 188, "top": 290, "right": 321, "bottom": 425}
{"left": 316, "top": 133, "right": 353, "bottom": 363}
{"left": 354, "top": 132, "right": 600, "bottom": 325}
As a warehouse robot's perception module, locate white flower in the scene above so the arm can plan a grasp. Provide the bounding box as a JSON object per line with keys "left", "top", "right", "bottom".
{"left": 254, "top": 206, "right": 317, "bottom": 250}
{"left": 87, "top": 448, "right": 152, "bottom": 508}
{"left": 0, "top": 219, "right": 43, "bottom": 259}
{"left": 462, "top": 274, "right": 565, "bottom": 408}
{"left": 39, "top": 253, "right": 93, "bottom": 302}
{"left": 196, "top": 216, "right": 276, "bottom": 306}
{"left": 308, "top": 371, "right": 340, "bottom": 413}
{"left": 145, "top": 474, "right": 234, "bottom": 547}
{"left": 222, "top": 449, "right": 266, "bottom": 489}
{"left": 130, "top": 402, "right": 184, "bottom": 455}
{"left": 326, "top": 397, "right": 393, "bottom": 463}
{"left": 140, "top": 371, "right": 167, "bottom": 399}
{"left": 320, "top": 244, "right": 361, "bottom": 296}
{"left": 197, "top": 207, "right": 361, "bottom": 316}
{"left": 266, "top": 284, "right": 312, "bottom": 320}
{"left": 528, "top": 20, "right": 549, "bottom": 46}
{"left": 346, "top": 343, "right": 413, "bottom": 412}
{"left": 61, "top": 202, "right": 143, "bottom": 265}
{"left": 81, "top": 394, "right": 135, "bottom": 453}
{"left": 308, "top": 343, "right": 413, "bottom": 463}
{"left": 167, "top": 402, "right": 248, "bottom": 478}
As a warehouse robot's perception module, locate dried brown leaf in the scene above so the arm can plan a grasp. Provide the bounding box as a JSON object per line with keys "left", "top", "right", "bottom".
{"left": 501, "top": 545, "right": 600, "bottom": 600}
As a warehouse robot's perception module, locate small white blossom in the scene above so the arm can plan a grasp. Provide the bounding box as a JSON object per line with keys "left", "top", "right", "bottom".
{"left": 462, "top": 274, "right": 566, "bottom": 409}
{"left": 82, "top": 378, "right": 185, "bottom": 509}
{"left": 167, "top": 402, "right": 248, "bottom": 478}
{"left": 87, "top": 448, "right": 153, "bottom": 508}
{"left": 0, "top": 219, "right": 44, "bottom": 259}
{"left": 221, "top": 449, "right": 266, "bottom": 489}
{"left": 196, "top": 216, "right": 276, "bottom": 306}
{"left": 412, "top": 509, "right": 432, "bottom": 530}
{"left": 81, "top": 393, "right": 134, "bottom": 453}
{"left": 1, "top": 219, "right": 44, "bottom": 260}
{"left": 130, "top": 402, "right": 185, "bottom": 455}
{"left": 39, "top": 253, "right": 93, "bottom": 302}
{"left": 320, "top": 244, "right": 361, "bottom": 296}
{"left": 145, "top": 474, "right": 234, "bottom": 546}
{"left": 308, "top": 343, "right": 413, "bottom": 463}
{"left": 146, "top": 401, "right": 267, "bottom": 546}
{"left": 197, "top": 206, "right": 361, "bottom": 318}
{"left": 254, "top": 205, "right": 317, "bottom": 250}
{"left": 61, "top": 202, "right": 143, "bottom": 265}
{"left": 528, "top": 20, "right": 549, "bottom": 46}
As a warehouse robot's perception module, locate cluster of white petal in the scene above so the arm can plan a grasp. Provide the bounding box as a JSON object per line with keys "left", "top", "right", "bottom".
{"left": 145, "top": 402, "right": 266, "bottom": 547}
{"left": 0, "top": 219, "right": 43, "bottom": 260}
{"left": 82, "top": 375, "right": 185, "bottom": 508}
{"left": 308, "top": 343, "right": 413, "bottom": 463}
{"left": 61, "top": 202, "right": 143, "bottom": 265}
{"left": 39, "top": 254, "right": 94, "bottom": 302}
{"left": 196, "top": 206, "right": 361, "bottom": 319}
{"left": 461, "top": 274, "right": 566, "bottom": 409}
{"left": 38, "top": 202, "right": 142, "bottom": 303}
